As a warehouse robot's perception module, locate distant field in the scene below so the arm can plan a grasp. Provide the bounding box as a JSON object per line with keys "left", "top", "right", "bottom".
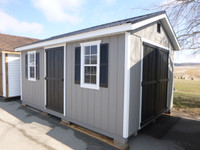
{"left": 174, "top": 65, "right": 200, "bottom": 81}
{"left": 173, "top": 79, "right": 200, "bottom": 116}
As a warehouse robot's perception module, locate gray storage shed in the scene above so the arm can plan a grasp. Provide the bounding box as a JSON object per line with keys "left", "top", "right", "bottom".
{"left": 15, "top": 11, "right": 180, "bottom": 144}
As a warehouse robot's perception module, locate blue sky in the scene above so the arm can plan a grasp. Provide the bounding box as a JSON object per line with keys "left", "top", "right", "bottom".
{"left": 0, "top": 0, "right": 199, "bottom": 63}
{"left": 0, "top": 0, "right": 161, "bottom": 39}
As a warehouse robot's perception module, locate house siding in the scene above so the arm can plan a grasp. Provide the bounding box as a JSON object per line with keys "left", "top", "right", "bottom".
{"left": 7, "top": 54, "right": 21, "bottom": 97}
{"left": 65, "top": 34, "right": 125, "bottom": 137}
{"left": 21, "top": 34, "right": 125, "bottom": 139}
{"left": 21, "top": 48, "right": 45, "bottom": 109}
{"left": 128, "top": 22, "right": 175, "bottom": 136}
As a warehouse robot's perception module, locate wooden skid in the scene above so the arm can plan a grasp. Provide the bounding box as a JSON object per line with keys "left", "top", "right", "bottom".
{"left": 41, "top": 112, "right": 51, "bottom": 117}
{"left": 60, "top": 121, "right": 129, "bottom": 150}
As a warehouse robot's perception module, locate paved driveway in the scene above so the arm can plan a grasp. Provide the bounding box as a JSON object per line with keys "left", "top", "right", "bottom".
{"left": 0, "top": 99, "right": 200, "bottom": 150}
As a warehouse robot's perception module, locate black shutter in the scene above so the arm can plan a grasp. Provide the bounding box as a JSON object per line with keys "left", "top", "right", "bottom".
{"left": 75, "top": 47, "right": 81, "bottom": 84}
{"left": 100, "top": 43, "right": 109, "bottom": 87}
{"left": 36, "top": 52, "right": 40, "bottom": 80}
{"left": 25, "top": 54, "right": 28, "bottom": 79}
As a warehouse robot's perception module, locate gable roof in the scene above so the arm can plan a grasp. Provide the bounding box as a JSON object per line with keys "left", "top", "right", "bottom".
{"left": 15, "top": 11, "right": 180, "bottom": 51}
{"left": 0, "top": 33, "right": 39, "bottom": 52}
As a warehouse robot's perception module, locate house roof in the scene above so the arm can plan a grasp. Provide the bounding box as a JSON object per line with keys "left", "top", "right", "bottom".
{"left": 0, "top": 33, "right": 39, "bottom": 52}
{"left": 15, "top": 11, "right": 181, "bottom": 51}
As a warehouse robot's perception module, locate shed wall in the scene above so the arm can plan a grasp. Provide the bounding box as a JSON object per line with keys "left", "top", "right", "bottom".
{"left": 129, "top": 22, "right": 175, "bottom": 136}
{"left": 65, "top": 34, "right": 125, "bottom": 137}
{"left": 21, "top": 34, "right": 125, "bottom": 139}
{"left": 21, "top": 48, "right": 45, "bottom": 109}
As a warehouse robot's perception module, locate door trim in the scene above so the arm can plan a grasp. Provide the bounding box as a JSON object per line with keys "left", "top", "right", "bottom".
{"left": 44, "top": 43, "right": 66, "bottom": 116}
{"left": 139, "top": 38, "right": 170, "bottom": 129}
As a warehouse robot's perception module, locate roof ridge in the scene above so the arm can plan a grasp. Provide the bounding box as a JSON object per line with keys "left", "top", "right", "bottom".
{"left": 47, "top": 11, "right": 166, "bottom": 40}
{"left": 0, "top": 32, "right": 40, "bottom": 40}
{"left": 16, "top": 11, "right": 167, "bottom": 48}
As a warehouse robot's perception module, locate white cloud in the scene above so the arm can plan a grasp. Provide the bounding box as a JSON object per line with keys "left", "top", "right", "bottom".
{"left": 0, "top": 10, "right": 44, "bottom": 35}
{"left": 32, "top": 0, "right": 84, "bottom": 23}
{"left": 103, "top": 0, "right": 116, "bottom": 5}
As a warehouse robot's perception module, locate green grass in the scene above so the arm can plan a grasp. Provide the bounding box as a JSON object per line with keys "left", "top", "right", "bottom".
{"left": 174, "top": 79, "right": 200, "bottom": 94}
{"left": 173, "top": 79, "right": 200, "bottom": 115}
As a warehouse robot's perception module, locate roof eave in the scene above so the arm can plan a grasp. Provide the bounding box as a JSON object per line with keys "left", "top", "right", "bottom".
{"left": 131, "top": 13, "right": 180, "bottom": 51}
{"left": 15, "top": 23, "right": 133, "bottom": 51}
{"left": 15, "top": 12, "right": 180, "bottom": 51}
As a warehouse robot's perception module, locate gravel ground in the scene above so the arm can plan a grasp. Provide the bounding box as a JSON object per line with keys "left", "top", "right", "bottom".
{"left": 0, "top": 98, "right": 200, "bottom": 150}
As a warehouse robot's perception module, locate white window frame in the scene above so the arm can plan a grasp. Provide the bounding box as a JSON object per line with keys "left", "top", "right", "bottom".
{"left": 80, "top": 40, "right": 101, "bottom": 90}
{"left": 28, "top": 51, "right": 36, "bottom": 81}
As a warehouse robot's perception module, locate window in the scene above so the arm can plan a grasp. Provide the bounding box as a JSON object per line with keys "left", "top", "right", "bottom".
{"left": 80, "top": 40, "right": 101, "bottom": 89}
{"left": 28, "top": 51, "right": 36, "bottom": 81}
{"left": 157, "top": 22, "right": 161, "bottom": 33}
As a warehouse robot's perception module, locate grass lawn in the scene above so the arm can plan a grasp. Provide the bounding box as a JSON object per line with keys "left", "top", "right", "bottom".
{"left": 173, "top": 79, "right": 200, "bottom": 116}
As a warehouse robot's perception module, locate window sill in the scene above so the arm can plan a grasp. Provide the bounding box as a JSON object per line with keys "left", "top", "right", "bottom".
{"left": 28, "top": 78, "right": 36, "bottom": 81}
{"left": 80, "top": 84, "right": 99, "bottom": 90}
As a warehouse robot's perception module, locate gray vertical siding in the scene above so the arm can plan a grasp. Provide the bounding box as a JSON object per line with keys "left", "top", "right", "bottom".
{"left": 21, "top": 48, "right": 44, "bottom": 109}
{"left": 65, "top": 34, "right": 125, "bottom": 137}
{"left": 129, "top": 22, "right": 175, "bottom": 135}
{"left": 134, "top": 22, "right": 174, "bottom": 48}
{"left": 128, "top": 35, "right": 141, "bottom": 136}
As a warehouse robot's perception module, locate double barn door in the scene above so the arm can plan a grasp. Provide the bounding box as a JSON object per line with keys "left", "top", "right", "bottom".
{"left": 141, "top": 43, "right": 169, "bottom": 126}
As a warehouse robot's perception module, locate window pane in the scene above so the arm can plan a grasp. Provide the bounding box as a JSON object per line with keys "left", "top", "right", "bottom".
{"left": 91, "top": 67, "right": 96, "bottom": 74}
{"left": 91, "top": 45, "right": 97, "bottom": 54}
{"left": 85, "top": 67, "right": 90, "bottom": 75}
{"left": 85, "top": 75, "right": 90, "bottom": 83}
{"left": 91, "top": 56, "right": 97, "bottom": 64}
{"left": 30, "top": 54, "right": 34, "bottom": 60}
{"left": 85, "top": 56, "right": 90, "bottom": 64}
{"left": 29, "top": 54, "right": 35, "bottom": 66}
{"left": 85, "top": 46, "right": 90, "bottom": 55}
{"left": 91, "top": 75, "right": 96, "bottom": 84}
{"left": 30, "top": 67, "right": 35, "bottom": 78}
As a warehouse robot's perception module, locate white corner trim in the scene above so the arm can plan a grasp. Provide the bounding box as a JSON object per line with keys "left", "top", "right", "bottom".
{"left": 139, "top": 42, "right": 144, "bottom": 129}
{"left": 80, "top": 40, "right": 101, "bottom": 90}
{"left": 44, "top": 49, "right": 46, "bottom": 109}
{"left": 142, "top": 38, "right": 170, "bottom": 51}
{"left": 170, "top": 60, "right": 174, "bottom": 109}
{"left": 15, "top": 24, "right": 132, "bottom": 51}
{"left": 2, "top": 53, "right": 6, "bottom": 97}
{"left": 63, "top": 44, "right": 66, "bottom": 116}
{"left": 123, "top": 32, "right": 131, "bottom": 138}
{"left": 20, "top": 53, "right": 22, "bottom": 99}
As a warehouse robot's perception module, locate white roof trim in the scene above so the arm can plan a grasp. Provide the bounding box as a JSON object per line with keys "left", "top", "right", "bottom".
{"left": 15, "top": 23, "right": 132, "bottom": 51}
{"left": 131, "top": 14, "right": 180, "bottom": 50}
{"left": 15, "top": 13, "right": 180, "bottom": 51}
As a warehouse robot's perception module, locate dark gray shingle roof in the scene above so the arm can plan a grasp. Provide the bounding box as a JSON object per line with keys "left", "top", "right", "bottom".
{"left": 22, "top": 11, "right": 166, "bottom": 47}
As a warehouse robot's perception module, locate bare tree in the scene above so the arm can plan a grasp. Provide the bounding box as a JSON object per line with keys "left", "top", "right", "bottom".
{"left": 159, "top": 0, "right": 200, "bottom": 52}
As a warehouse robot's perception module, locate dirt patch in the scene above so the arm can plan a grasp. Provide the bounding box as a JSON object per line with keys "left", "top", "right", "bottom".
{"left": 173, "top": 107, "right": 200, "bottom": 118}
{"left": 174, "top": 65, "right": 200, "bottom": 81}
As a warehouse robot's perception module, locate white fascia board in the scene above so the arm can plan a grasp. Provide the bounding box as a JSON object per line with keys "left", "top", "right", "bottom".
{"left": 131, "top": 14, "right": 181, "bottom": 50}
{"left": 142, "top": 38, "right": 170, "bottom": 51}
{"left": 161, "top": 17, "right": 181, "bottom": 50}
{"left": 15, "top": 23, "right": 133, "bottom": 51}
{"left": 123, "top": 32, "right": 131, "bottom": 138}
